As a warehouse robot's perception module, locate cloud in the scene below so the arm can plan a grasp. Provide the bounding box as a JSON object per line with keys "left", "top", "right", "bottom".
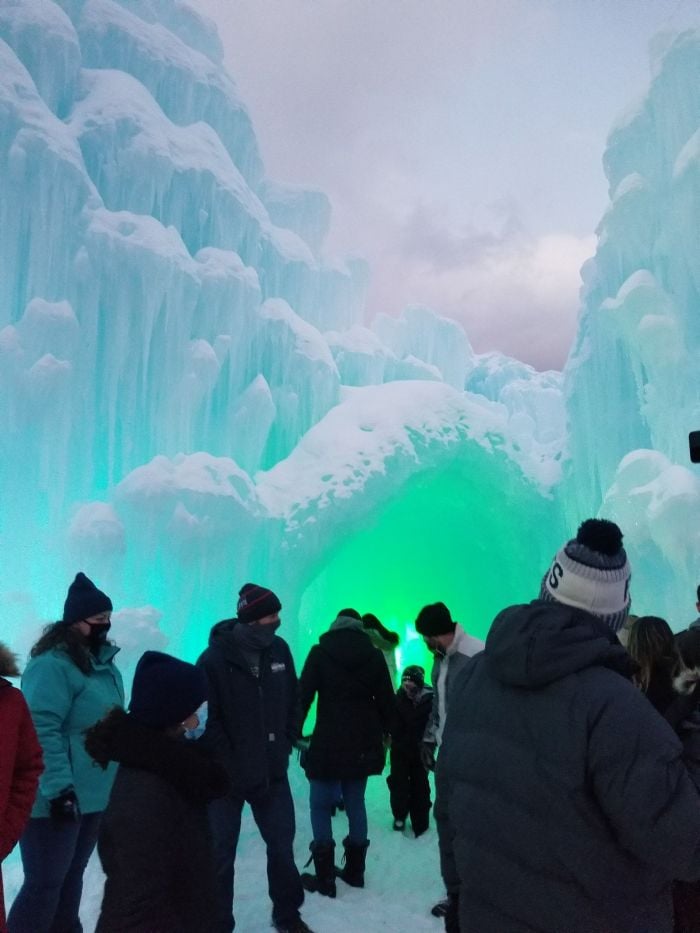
{"left": 196, "top": 0, "right": 597, "bottom": 370}
{"left": 367, "top": 203, "right": 595, "bottom": 370}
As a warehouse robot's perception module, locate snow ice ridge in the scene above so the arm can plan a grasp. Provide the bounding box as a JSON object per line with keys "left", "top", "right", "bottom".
{"left": 0, "top": 1, "right": 699, "bottom": 651}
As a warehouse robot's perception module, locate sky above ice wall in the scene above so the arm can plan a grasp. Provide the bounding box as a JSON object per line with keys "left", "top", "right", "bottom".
{"left": 200, "top": 0, "right": 700, "bottom": 370}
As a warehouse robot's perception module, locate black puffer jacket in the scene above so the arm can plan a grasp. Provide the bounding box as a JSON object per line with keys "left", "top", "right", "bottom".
{"left": 92, "top": 710, "right": 229, "bottom": 933}
{"left": 197, "top": 619, "right": 299, "bottom": 797}
{"left": 390, "top": 686, "right": 433, "bottom": 760}
{"left": 300, "top": 618, "right": 394, "bottom": 780}
{"left": 438, "top": 600, "right": 700, "bottom": 933}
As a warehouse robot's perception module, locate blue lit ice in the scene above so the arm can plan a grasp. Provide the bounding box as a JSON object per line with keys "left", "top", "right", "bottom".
{"left": 1, "top": 2, "right": 699, "bottom": 661}
{"left": 3, "top": 4, "right": 700, "bottom": 931}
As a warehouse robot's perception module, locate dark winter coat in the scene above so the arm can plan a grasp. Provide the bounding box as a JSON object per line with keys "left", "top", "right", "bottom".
{"left": 197, "top": 619, "right": 299, "bottom": 798}
{"left": 390, "top": 686, "right": 433, "bottom": 760}
{"left": 93, "top": 709, "right": 229, "bottom": 933}
{"left": 0, "top": 645, "right": 43, "bottom": 932}
{"left": 299, "top": 619, "right": 395, "bottom": 780}
{"left": 438, "top": 600, "right": 700, "bottom": 933}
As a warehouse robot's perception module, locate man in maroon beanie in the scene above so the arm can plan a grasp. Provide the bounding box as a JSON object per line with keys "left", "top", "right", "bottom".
{"left": 197, "top": 584, "right": 312, "bottom": 933}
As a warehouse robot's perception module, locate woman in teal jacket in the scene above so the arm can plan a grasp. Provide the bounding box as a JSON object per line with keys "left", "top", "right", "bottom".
{"left": 7, "top": 573, "right": 124, "bottom": 933}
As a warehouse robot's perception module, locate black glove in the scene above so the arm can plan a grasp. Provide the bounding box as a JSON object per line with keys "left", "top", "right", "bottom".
{"left": 50, "top": 788, "right": 81, "bottom": 823}
{"left": 420, "top": 741, "right": 436, "bottom": 772}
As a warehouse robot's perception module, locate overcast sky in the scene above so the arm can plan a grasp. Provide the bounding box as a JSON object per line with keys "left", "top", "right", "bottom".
{"left": 199, "top": 0, "right": 699, "bottom": 370}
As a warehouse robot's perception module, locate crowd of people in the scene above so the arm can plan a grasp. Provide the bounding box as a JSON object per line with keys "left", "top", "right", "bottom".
{"left": 2, "top": 521, "right": 700, "bottom": 932}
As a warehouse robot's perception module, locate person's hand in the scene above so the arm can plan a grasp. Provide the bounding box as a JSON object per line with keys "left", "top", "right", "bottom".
{"left": 50, "top": 788, "right": 81, "bottom": 823}
{"left": 294, "top": 735, "right": 311, "bottom": 768}
{"left": 420, "top": 741, "right": 436, "bottom": 771}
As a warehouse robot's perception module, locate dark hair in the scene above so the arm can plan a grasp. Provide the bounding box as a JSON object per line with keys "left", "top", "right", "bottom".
{"left": 337, "top": 608, "right": 361, "bottom": 621}
{"left": 696, "top": 585, "right": 700, "bottom": 604}
{"left": 627, "top": 615, "right": 678, "bottom": 692}
{"left": 84, "top": 706, "right": 125, "bottom": 770}
{"left": 362, "top": 613, "right": 400, "bottom": 646}
{"left": 676, "top": 628, "right": 700, "bottom": 670}
{"left": 30, "top": 622, "right": 93, "bottom": 675}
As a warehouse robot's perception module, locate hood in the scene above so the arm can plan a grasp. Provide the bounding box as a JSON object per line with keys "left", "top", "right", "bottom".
{"left": 0, "top": 642, "right": 20, "bottom": 678}
{"left": 485, "top": 600, "right": 633, "bottom": 689}
{"left": 209, "top": 617, "right": 238, "bottom": 645}
{"left": 208, "top": 616, "right": 282, "bottom": 662}
{"left": 318, "top": 625, "right": 376, "bottom": 672}
{"left": 330, "top": 614, "right": 365, "bottom": 633}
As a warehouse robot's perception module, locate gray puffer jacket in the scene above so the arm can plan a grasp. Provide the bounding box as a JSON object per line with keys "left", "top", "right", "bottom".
{"left": 438, "top": 600, "right": 700, "bottom": 933}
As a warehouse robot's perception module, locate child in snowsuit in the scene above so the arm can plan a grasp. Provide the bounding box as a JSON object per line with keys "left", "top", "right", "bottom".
{"left": 387, "top": 665, "right": 433, "bottom": 837}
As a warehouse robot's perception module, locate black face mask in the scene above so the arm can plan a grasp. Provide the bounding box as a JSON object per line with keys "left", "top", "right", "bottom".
{"left": 87, "top": 623, "right": 111, "bottom": 651}
{"left": 235, "top": 619, "right": 280, "bottom": 651}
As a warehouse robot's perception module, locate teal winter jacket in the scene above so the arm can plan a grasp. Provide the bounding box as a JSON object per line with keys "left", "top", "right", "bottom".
{"left": 22, "top": 645, "right": 124, "bottom": 817}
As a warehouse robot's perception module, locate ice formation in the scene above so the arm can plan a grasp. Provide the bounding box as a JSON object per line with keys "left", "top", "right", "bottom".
{"left": 1, "top": 1, "right": 699, "bottom": 675}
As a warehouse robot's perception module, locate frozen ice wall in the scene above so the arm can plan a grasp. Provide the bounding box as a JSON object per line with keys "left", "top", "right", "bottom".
{"left": 1, "top": 2, "right": 697, "bottom": 669}
{"left": 0, "top": 0, "right": 565, "bottom": 668}
{"left": 564, "top": 30, "right": 700, "bottom": 624}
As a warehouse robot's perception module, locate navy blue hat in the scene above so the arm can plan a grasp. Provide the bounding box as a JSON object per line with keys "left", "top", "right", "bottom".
{"left": 129, "top": 651, "right": 208, "bottom": 729}
{"left": 62, "top": 572, "right": 112, "bottom": 624}
{"left": 237, "top": 583, "right": 281, "bottom": 624}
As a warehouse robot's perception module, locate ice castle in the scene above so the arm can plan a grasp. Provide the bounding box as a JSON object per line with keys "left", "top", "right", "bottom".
{"left": 1, "top": 0, "right": 699, "bottom": 667}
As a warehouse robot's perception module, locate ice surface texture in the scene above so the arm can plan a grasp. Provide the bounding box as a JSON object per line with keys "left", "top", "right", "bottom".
{"left": 0, "top": 2, "right": 697, "bottom": 662}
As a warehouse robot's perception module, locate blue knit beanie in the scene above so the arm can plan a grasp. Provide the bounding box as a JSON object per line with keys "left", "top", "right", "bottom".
{"left": 129, "top": 651, "right": 208, "bottom": 729}
{"left": 62, "top": 572, "right": 112, "bottom": 624}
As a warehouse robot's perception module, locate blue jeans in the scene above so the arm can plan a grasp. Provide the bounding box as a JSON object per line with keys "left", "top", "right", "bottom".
{"left": 208, "top": 777, "right": 303, "bottom": 932}
{"left": 309, "top": 778, "right": 368, "bottom": 845}
{"left": 7, "top": 813, "right": 101, "bottom": 933}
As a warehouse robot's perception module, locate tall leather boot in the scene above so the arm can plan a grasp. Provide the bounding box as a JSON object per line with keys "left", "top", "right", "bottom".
{"left": 300, "top": 841, "right": 336, "bottom": 898}
{"left": 337, "top": 836, "right": 370, "bottom": 888}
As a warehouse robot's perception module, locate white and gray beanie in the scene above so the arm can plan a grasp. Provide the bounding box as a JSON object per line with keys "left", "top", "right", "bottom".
{"left": 539, "top": 518, "right": 631, "bottom": 633}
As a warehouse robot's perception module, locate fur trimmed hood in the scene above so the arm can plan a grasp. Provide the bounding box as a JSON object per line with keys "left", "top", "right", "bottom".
{"left": 0, "top": 641, "right": 20, "bottom": 677}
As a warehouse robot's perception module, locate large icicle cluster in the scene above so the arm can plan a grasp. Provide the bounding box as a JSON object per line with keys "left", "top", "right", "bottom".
{"left": 2, "top": 0, "right": 699, "bottom": 654}
{"left": 564, "top": 31, "right": 700, "bottom": 621}
{"left": 0, "top": 0, "right": 562, "bottom": 653}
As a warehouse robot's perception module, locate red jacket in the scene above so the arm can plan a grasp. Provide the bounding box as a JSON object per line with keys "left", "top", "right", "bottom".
{"left": 0, "top": 644, "right": 43, "bottom": 932}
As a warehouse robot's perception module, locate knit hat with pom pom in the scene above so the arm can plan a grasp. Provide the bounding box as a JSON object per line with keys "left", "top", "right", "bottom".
{"left": 540, "top": 519, "right": 631, "bottom": 633}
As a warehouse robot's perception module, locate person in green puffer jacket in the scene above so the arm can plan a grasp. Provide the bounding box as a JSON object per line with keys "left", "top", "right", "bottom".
{"left": 7, "top": 573, "right": 124, "bottom": 933}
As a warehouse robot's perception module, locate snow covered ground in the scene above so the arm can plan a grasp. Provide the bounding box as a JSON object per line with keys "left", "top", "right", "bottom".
{"left": 4, "top": 761, "right": 445, "bottom": 932}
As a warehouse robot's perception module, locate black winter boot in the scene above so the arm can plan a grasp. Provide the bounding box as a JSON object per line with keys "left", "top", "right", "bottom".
{"left": 444, "top": 891, "right": 460, "bottom": 933}
{"left": 300, "top": 841, "right": 336, "bottom": 898}
{"left": 337, "top": 836, "right": 369, "bottom": 888}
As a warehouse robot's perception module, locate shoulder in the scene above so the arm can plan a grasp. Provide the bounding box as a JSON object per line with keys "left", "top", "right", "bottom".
{"left": 24, "top": 649, "right": 80, "bottom": 683}
{"left": 0, "top": 679, "right": 27, "bottom": 715}
{"left": 454, "top": 625, "right": 484, "bottom": 658}
{"left": 302, "top": 643, "right": 322, "bottom": 664}
{"left": 197, "top": 645, "right": 215, "bottom": 666}
{"left": 577, "top": 664, "right": 677, "bottom": 739}
{"left": 273, "top": 635, "right": 293, "bottom": 655}
{"left": 369, "top": 644, "right": 389, "bottom": 667}
{"left": 198, "top": 638, "right": 230, "bottom": 668}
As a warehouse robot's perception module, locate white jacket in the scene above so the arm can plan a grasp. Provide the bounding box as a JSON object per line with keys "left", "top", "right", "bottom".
{"left": 426, "top": 623, "right": 484, "bottom": 747}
